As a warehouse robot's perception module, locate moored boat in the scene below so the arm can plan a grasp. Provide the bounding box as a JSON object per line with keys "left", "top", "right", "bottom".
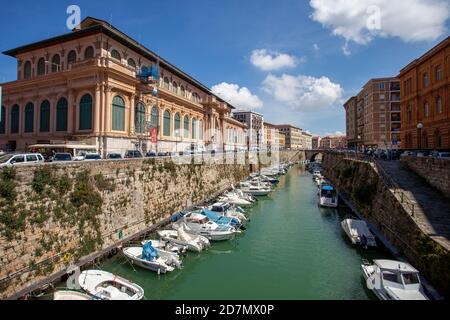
{"left": 53, "top": 290, "right": 92, "bottom": 300}
{"left": 341, "top": 219, "right": 377, "bottom": 248}
{"left": 319, "top": 184, "right": 338, "bottom": 208}
{"left": 123, "top": 243, "right": 182, "bottom": 273}
{"left": 361, "top": 260, "right": 429, "bottom": 300}
{"left": 158, "top": 227, "right": 210, "bottom": 253}
{"left": 78, "top": 270, "right": 144, "bottom": 300}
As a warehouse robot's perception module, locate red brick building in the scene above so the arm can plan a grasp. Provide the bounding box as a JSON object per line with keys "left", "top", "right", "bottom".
{"left": 400, "top": 37, "right": 450, "bottom": 150}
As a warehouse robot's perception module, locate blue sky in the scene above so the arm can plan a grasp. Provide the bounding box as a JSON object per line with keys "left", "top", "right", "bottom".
{"left": 1, "top": 0, "right": 449, "bottom": 136}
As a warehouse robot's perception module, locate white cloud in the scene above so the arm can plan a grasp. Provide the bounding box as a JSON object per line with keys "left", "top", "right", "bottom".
{"left": 262, "top": 73, "right": 343, "bottom": 112}
{"left": 310, "top": 0, "right": 450, "bottom": 47}
{"left": 325, "top": 131, "right": 346, "bottom": 137}
{"left": 211, "top": 82, "right": 263, "bottom": 111}
{"left": 313, "top": 44, "right": 320, "bottom": 52}
{"left": 250, "top": 49, "right": 298, "bottom": 71}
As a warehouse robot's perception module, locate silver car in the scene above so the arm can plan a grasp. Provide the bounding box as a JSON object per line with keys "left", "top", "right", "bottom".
{"left": 0, "top": 153, "right": 45, "bottom": 167}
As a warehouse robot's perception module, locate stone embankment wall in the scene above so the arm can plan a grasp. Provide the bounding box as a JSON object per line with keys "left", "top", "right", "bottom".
{"left": 322, "top": 153, "right": 450, "bottom": 298}
{"left": 401, "top": 156, "right": 450, "bottom": 199}
{"left": 0, "top": 157, "right": 249, "bottom": 299}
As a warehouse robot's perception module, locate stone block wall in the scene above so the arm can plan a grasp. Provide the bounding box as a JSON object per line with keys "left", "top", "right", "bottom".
{"left": 401, "top": 156, "right": 450, "bottom": 199}
{"left": 0, "top": 158, "right": 249, "bottom": 299}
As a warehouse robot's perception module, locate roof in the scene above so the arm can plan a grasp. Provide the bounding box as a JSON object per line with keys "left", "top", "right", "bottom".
{"left": 400, "top": 36, "right": 450, "bottom": 75}
{"left": 374, "top": 260, "right": 419, "bottom": 273}
{"left": 2, "top": 17, "right": 236, "bottom": 109}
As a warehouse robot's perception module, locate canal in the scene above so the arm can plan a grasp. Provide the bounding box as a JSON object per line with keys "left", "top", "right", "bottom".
{"left": 100, "top": 165, "right": 391, "bottom": 300}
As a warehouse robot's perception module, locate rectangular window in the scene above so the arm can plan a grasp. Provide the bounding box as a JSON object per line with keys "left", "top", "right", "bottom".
{"left": 379, "top": 82, "right": 385, "bottom": 90}
{"left": 436, "top": 65, "right": 443, "bottom": 81}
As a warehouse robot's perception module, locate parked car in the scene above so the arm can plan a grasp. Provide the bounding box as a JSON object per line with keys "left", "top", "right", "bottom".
{"left": 430, "top": 151, "right": 450, "bottom": 158}
{"left": 52, "top": 153, "right": 73, "bottom": 162}
{"left": 0, "top": 153, "right": 45, "bottom": 167}
{"left": 400, "top": 151, "right": 415, "bottom": 157}
{"left": 157, "top": 152, "right": 170, "bottom": 157}
{"left": 124, "top": 150, "right": 143, "bottom": 158}
{"left": 145, "top": 151, "right": 157, "bottom": 158}
{"left": 84, "top": 153, "right": 102, "bottom": 161}
{"left": 107, "top": 153, "right": 122, "bottom": 160}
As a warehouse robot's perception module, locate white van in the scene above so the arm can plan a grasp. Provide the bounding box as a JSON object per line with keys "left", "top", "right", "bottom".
{"left": 0, "top": 153, "right": 45, "bottom": 167}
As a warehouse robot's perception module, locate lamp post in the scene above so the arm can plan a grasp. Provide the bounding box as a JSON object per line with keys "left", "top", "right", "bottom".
{"left": 357, "top": 135, "right": 361, "bottom": 154}
{"left": 417, "top": 123, "right": 424, "bottom": 151}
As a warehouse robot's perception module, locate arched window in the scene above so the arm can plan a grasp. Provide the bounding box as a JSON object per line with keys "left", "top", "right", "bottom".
{"left": 174, "top": 113, "right": 181, "bottom": 137}
{"left": 112, "top": 96, "right": 125, "bottom": 131}
{"left": 10, "top": 105, "right": 19, "bottom": 134}
{"left": 67, "top": 50, "right": 77, "bottom": 65}
{"left": 127, "top": 58, "right": 136, "bottom": 69}
{"left": 423, "top": 73, "right": 429, "bottom": 88}
{"left": 39, "top": 100, "right": 50, "bottom": 132}
{"left": 0, "top": 106, "right": 5, "bottom": 134}
{"left": 434, "top": 130, "right": 442, "bottom": 149}
{"left": 184, "top": 115, "right": 189, "bottom": 138}
{"left": 79, "top": 94, "right": 93, "bottom": 130}
{"left": 180, "top": 86, "right": 185, "bottom": 97}
{"left": 424, "top": 101, "right": 429, "bottom": 118}
{"left": 84, "top": 46, "right": 94, "bottom": 59}
{"left": 163, "top": 77, "right": 170, "bottom": 90}
{"left": 172, "top": 82, "right": 178, "bottom": 94}
{"left": 192, "top": 119, "right": 197, "bottom": 139}
{"left": 37, "top": 58, "right": 46, "bottom": 76}
{"left": 135, "top": 102, "right": 146, "bottom": 134}
{"left": 24, "top": 102, "right": 34, "bottom": 133}
{"left": 56, "top": 98, "right": 68, "bottom": 132}
{"left": 163, "top": 110, "right": 171, "bottom": 136}
{"left": 23, "top": 61, "right": 32, "bottom": 79}
{"left": 436, "top": 96, "right": 443, "bottom": 114}
{"left": 51, "top": 55, "right": 60, "bottom": 72}
{"left": 199, "top": 120, "right": 203, "bottom": 140}
{"left": 111, "top": 49, "right": 121, "bottom": 61}
{"left": 151, "top": 106, "right": 159, "bottom": 128}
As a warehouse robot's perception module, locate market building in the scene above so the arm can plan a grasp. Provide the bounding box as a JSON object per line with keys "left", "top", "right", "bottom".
{"left": 0, "top": 17, "right": 247, "bottom": 156}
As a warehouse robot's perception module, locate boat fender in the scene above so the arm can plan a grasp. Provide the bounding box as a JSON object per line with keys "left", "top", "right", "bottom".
{"left": 63, "top": 253, "right": 72, "bottom": 264}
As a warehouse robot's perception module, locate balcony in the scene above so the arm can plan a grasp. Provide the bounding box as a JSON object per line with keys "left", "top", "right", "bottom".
{"left": 390, "top": 82, "right": 400, "bottom": 91}
{"left": 390, "top": 93, "right": 401, "bottom": 102}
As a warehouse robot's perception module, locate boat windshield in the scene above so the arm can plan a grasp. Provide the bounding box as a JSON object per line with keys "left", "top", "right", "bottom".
{"left": 402, "top": 273, "right": 420, "bottom": 285}
{"left": 382, "top": 271, "right": 403, "bottom": 286}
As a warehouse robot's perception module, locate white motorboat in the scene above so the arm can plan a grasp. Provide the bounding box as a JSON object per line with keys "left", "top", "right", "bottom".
{"left": 53, "top": 290, "right": 92, "bottom": 300}
{"left": 319, "top": 184, "right": 338, "bottom": 208}
{"left": 140, "top": 238, "right": 188, "bottom": 255}
{"left": 240, "top": 182, "right": 271, "bottom": 196}
{"left": 362, "top": 260, "right": 429, "bottom": 300}
{"left": 218, "top": 194, "right": 253, "bottom": 207}
{"left": 78, "top": 270, "right": 144, "bottom": 300}
{"left": 123, "top": 244, "right": 182, "bottom": 273}
{"left": 341, "top": 219, "right": 377, "bottom": 248}
{"left": 228, "top": 188, "right": 257, "bottom": 203}
{"left": 158, "top": 227, "right": 210, "bottom": 253}
{"left": 209, "top": 202, "right": 248, "bottom": 222}
{"left": 173, "top": 214, "right": 238, "bottom": 241}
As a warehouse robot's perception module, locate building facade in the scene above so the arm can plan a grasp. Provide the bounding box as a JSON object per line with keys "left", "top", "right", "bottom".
{"left": 275, "top": 125, "right": 302, "bottom": 150}
{"left": 320, "top": 135, "right": 347, "bottom": 150}
{"left": 263, "top": 122, "right": 277, "bottom": 151}
{"left": 301, "top": 131, "right": 313, "bottom": 150}
{"left": 345, "top": 78, "right": 401, "bottom": 150}
{"left": 400, "top": 37, "right": 450, "bottom": 150}
{"left": 344, "top": 96, "right": 358, "bottom": 149}
{"left": 232, "top": 111, "right": 264, "bottom": 150}
{"left": 312, "top": 136, "right": 321, "bottom": 149}
{"left": 0, "top": 17, "right": 247, "bottom": 155}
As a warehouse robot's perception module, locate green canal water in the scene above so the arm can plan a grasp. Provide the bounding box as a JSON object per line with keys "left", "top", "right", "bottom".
{"left": 100, "top": 166, "right": 391, "bottom": 300}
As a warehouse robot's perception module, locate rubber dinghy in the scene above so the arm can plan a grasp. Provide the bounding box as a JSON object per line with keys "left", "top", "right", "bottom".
{"left": 158, "top": 226, "right": 210, "bottom": 252}
{"left": 78, "top": 270, "right": 144, "bottom": 300}
{"left": 123, "top": 242, "right": 182, "bottom": 274}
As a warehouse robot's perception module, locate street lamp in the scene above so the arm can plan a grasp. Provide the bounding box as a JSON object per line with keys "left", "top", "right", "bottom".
{"left": 357, "top": 135, "right": 361, "bottom": 153}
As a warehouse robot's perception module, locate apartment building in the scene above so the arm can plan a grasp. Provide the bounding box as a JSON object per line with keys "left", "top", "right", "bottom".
{"left": 275, "top": 125, "right": 303, "bottom": 150}
{"left": 232, "top": 111, "right": 264, "bottom": 150}
{"left": 346, "top": 77, "right": 401, "bottom": 150}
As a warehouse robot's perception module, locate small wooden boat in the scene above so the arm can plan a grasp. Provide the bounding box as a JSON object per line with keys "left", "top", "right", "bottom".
{"left": 78, "top": 270, "right": 144, "bottom": 300}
